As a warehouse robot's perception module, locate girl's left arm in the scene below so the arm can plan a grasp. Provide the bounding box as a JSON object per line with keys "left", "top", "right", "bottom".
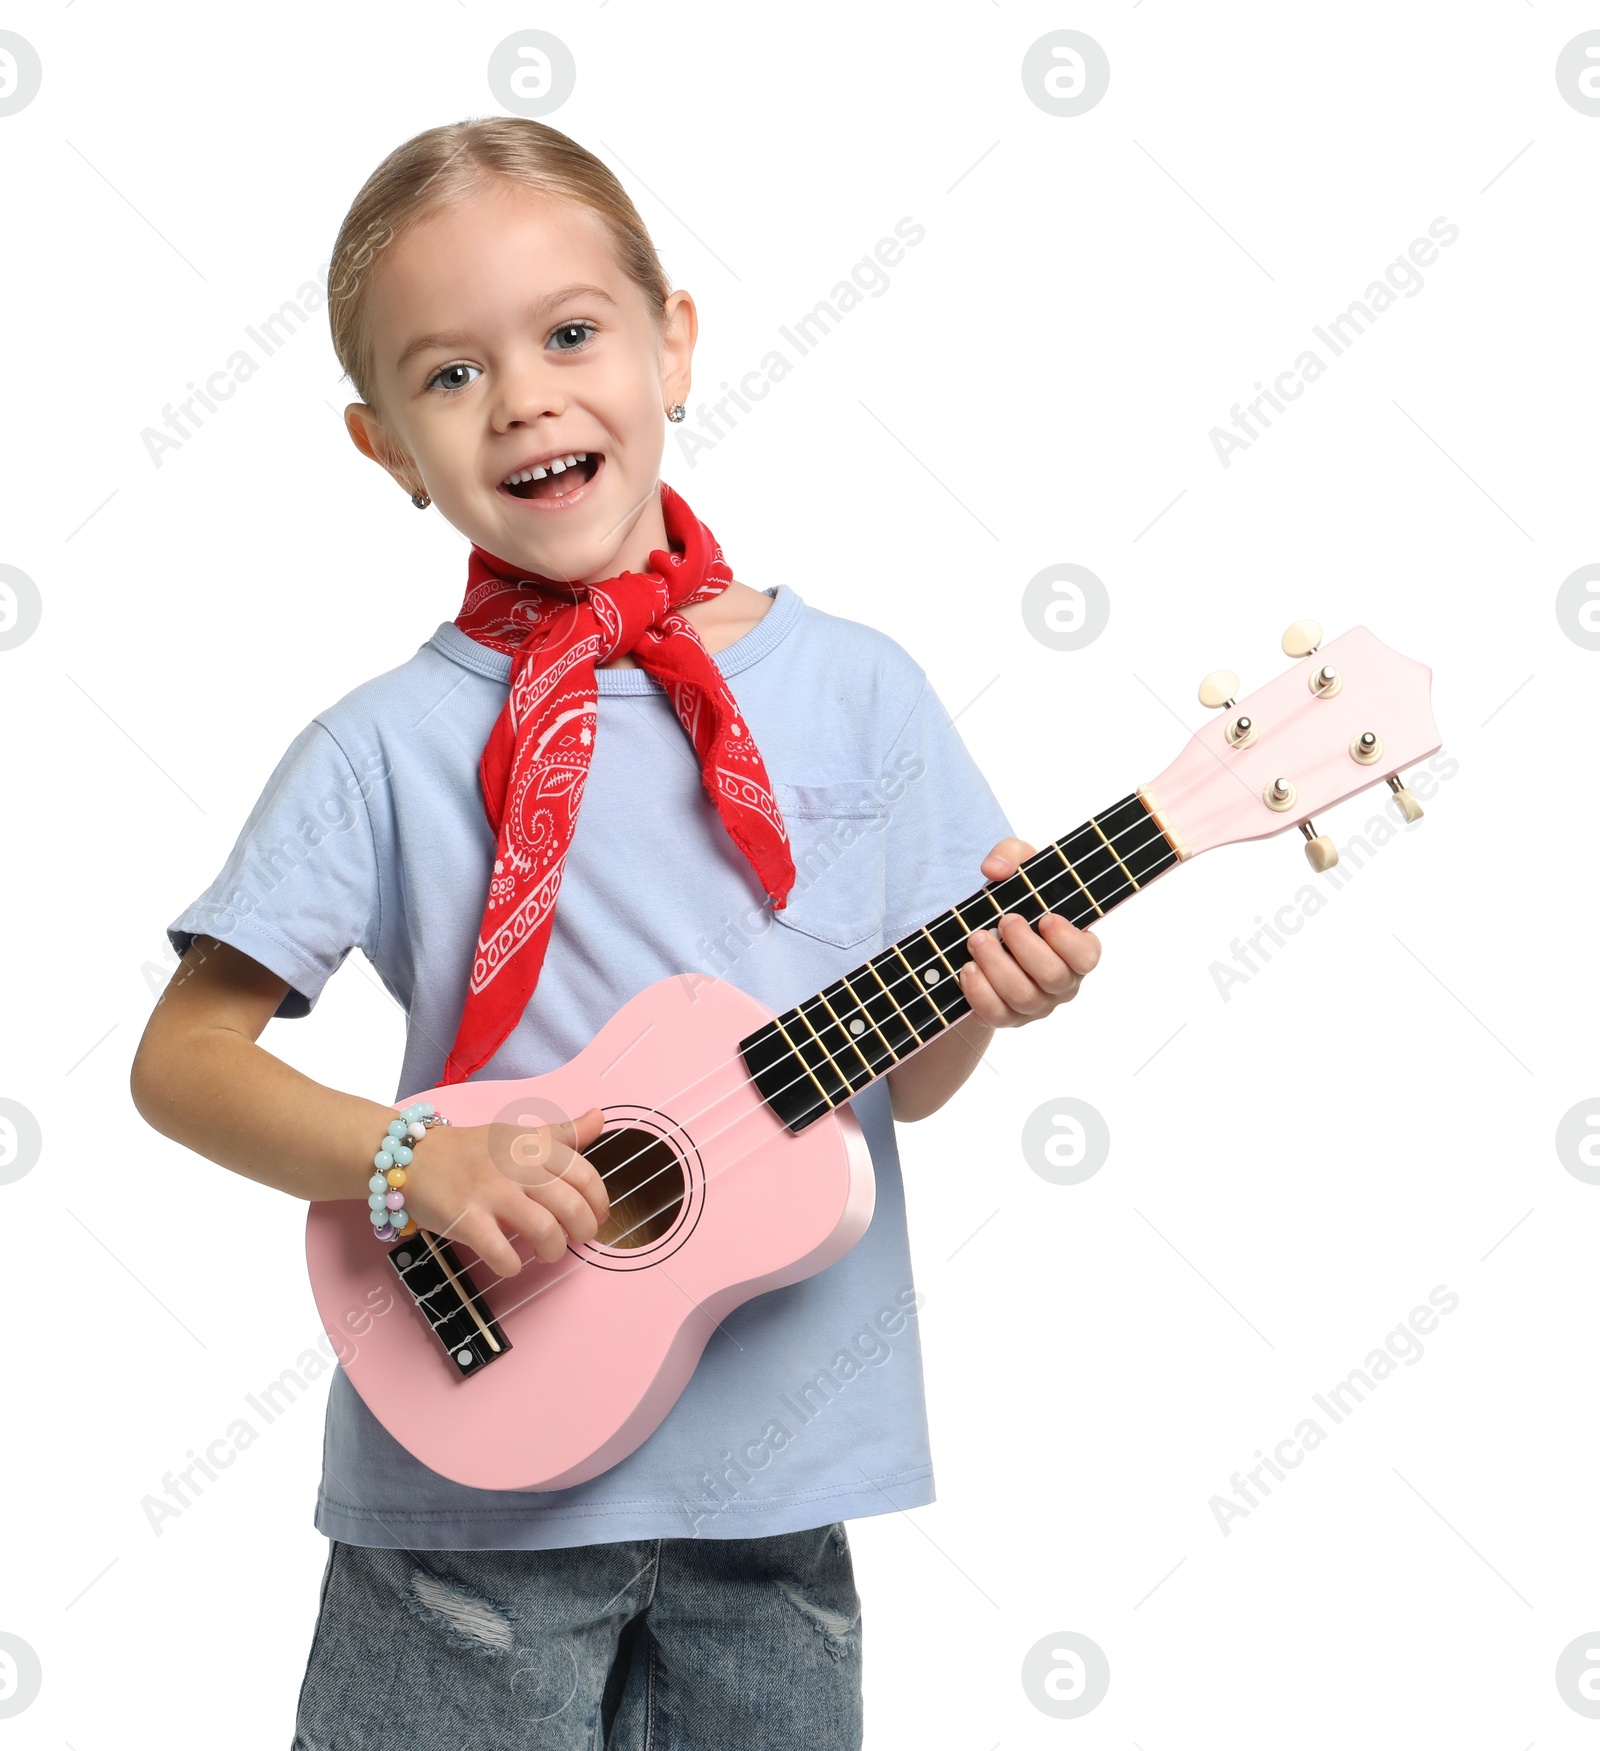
{"left": 887, "top": 837, "right": 1103, "bottom": 1123}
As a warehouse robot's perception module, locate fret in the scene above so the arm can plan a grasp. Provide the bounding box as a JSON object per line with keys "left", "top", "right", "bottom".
{"left": 780, "top": 1001, "right": 854, "bottom": 1106}
{"left": 882, "top": 941, "right": 946, "bottom": 1037}
{"left": 773, "top": 1013, "right": 848, "bottom": 1110}
{"left": 816, "top": 961, "right": 929, "bottom": 1108}
{"left": 1050, "top": 821, "right": 1129, "bottom": 915}
{"left": 741, "top": 1023, "right": 821, "bottom": 1130}
{"left": 971, "top": 887, "right": 1006, "bottom": 922}
{"left": 1011, "top": 861, "right": 1052, "bottom": 915}
{"left": 846, "top": 964, "right": 921, "bottom": 1060}
{"left": 812, "top": 990, "right": 878, "bottom": 1079}
{"left": 917, "top": 917, "right": 966, "bottom": 987}
{"left": 1085, "top": 808, "right": 1134, "bottom": 882}
{"left": 837, "top": 971, "right": 901, "bottom": 1064}
{"left": 1108, "top": 794, "right": 1175, "bottom": 887}
{"left": 741, "top": 792, "right": 1182, "bottom": 1132}
{"left": 943, "top": 902, "right": 1004, "bottom": 986}
{"left": 1045, "top": 841, "right": 1103, "bottom": 918}
{"left": 908, "top": 930, "right": 970, "bottom": 1027}
{"left": 917, "top": 917, "right": 952, "bottom": 987}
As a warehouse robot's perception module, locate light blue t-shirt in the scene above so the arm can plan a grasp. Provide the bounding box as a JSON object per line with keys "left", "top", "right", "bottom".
{"left": 167, "top": 584, "right": 1011, "bottom": 1550}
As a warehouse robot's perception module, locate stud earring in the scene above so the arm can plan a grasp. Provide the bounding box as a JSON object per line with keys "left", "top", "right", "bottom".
{"left": 667, "top": 404, "right": 686, "bottom": 423}
{"left": 411, "top": 490, "right": 431, "bottom": 509}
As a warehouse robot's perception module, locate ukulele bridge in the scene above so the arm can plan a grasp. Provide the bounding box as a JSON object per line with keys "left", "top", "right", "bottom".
{"left": 388, "top": 1231, "right": 512, "bottom": 1378}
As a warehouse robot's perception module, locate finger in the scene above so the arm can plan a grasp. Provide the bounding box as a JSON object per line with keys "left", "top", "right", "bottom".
{"left": 550, "top": 1144, "right": 611, "bottom": 1225}
{"left": 958, "top": 960, "right": 1015, "bottom": 1028}
{"left": 493, "top": 1099, "right": 605, "bottom": 1211}
{"left": 980, "top": 837, "right": 1036, "bottom": 880}
{"left": 966, "top": 917, "right": 1064, "bottom": 1015}
{"left": 536, "top": 1116, "right": 610, "bottom": 1223}
{"left": 501, "top": 1187, "right": 570, "bottom": 1265}
{"left": 993, "top": 911, "right": 1083, "bottom": 996}
{"left": 458, "top": 1209, "right": 525, "bottom": 1279}
{"left": 499, "top": 1106, "right": 605, "bottom": 1184}
{"left": 521, "top": 1169, "right": 602, "bottom": 1245}
{"left": 533, "top": 1105, "right": 606, "bottom": 1163}
{"left": 1037, "top": 912, "right": 1102, "bottom": 976}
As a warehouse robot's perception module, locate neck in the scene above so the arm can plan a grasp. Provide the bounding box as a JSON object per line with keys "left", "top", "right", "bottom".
{"left": 479, "top": 478, "right": 674, "bottom": 591}
{"left": 588, "top": 475, "right": 674, "bottom": 581}
{"left": 740, "top": 791, "right": 1180, "bottom": 1132}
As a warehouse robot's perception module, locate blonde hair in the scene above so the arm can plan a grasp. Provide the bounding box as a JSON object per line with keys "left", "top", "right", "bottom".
{"left": 327, "top": 117, "right": 672, "bottom": 415}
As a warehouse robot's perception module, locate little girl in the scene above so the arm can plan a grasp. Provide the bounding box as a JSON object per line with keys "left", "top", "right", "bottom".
{"left": 131, "top": 117, "right": 1101, "bottom": 1749}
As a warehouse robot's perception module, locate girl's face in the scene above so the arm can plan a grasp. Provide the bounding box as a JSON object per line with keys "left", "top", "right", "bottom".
{"left": 347, "top": 180, "right": 694, "bottom": 585}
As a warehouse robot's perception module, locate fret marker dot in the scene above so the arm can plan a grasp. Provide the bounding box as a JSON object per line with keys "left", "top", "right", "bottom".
{"left": 849, "top": 1018, "right": 866, "bottom": 1035}
{"left": 924, "top": 968, "right": 940, "bottom": 984}
{"left": 456, "top": 1350, "right": 474, "bottom": 1368}
{"left": 396, "top": 1252, "right": 412, "bottom": 1267}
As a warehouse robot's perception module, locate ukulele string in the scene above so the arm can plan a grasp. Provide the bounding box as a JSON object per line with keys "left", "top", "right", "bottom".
{"left": 487, "top": 1075, "right": 867, "bottom": 1325}
{"left": 484, "top": 813, "right": 1179, "bottom": 1284}
{"left": 479, "top": 736, "right": 1345, "bottom": 1319}
{"left": 488, "top": 820, "right": 1150, "bottom": 1321}
{"left": 442, "top": 693, "right": 1360, "bottom": 1308}
{"left": 499, "top": 676, "right": 1336, "bottom": 1213}
{"left": 638, "top": 669, "right": 1362, "bottom": 1172}
{"left": 555, "top": 820, "right": 1163, "bottom": 1211}
{"left": 585, "top": 813, "right": 1180, "bottom": 1188}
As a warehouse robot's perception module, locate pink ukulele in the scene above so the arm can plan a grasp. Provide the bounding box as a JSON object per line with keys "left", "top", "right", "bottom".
{"left": 306, "top": 619, "right": 1441, "bottom": 1491}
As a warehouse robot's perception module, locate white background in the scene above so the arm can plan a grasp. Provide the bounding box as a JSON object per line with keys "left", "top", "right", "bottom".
{"left": 1, "top": 3, "right": 1595, "bottom": 1745}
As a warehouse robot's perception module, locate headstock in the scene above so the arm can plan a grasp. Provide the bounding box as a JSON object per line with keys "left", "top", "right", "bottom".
{"left": 1140, "top": 619, "right": 1442, "bottom": 869}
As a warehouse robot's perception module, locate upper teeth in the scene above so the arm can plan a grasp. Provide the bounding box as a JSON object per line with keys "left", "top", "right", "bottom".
{"left": 503, "top": 452, "right": 587, "bottom": 487}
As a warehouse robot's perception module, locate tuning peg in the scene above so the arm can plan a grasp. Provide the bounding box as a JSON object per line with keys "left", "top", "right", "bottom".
{"left": 1300, "top": 821, "right": 1338, "bottom": 871}
{"left": 1387, "top": 774, "right": 1424, "bottom": 823}
{"left": 1198, "top": 669, "right": 1240, "bottom": 709}
{"left": 1281, "top": 619, "right": 1323, "bottom": 658}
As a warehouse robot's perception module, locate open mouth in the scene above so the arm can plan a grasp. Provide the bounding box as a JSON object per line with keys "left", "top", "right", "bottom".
{"left": 500, "top": 451, "right": 602, "bottom": 503}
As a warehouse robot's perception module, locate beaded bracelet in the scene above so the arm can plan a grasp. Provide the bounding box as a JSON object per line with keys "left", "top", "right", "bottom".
{"left": 367, "top": 1102, "right": 450, "bottom": 1242}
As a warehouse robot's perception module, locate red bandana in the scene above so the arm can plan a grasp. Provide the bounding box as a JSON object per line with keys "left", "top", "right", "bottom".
{"left": 441, "top": 480, "right": 795, "bottom": 1084}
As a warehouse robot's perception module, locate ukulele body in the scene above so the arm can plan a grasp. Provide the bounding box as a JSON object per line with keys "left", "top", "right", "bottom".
{"left": 305, "top": 974, "right": 874, "bottom": 1491}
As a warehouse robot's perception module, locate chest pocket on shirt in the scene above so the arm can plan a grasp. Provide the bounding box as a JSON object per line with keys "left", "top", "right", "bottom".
{"left": 771, "top": 779, "right": 890, "bottom": 951}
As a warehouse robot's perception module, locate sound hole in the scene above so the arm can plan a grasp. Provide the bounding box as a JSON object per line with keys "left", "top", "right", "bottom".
{"left": 587, "top": 1127, "right": 685, "bottom": 1250}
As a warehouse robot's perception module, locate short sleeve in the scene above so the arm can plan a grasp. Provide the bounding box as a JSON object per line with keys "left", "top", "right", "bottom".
{"left": 879, "top": 678, "right": 1013, "bottom": 942}
{"left": 166, "top": 719, "right": 382, "bottom": 1019}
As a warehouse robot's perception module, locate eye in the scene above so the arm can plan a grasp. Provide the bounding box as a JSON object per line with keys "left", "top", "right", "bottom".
{"left": 426, "top": 361, "right": 481, "bottom": 394}
{"left": 549, "top": 321, "right": 597, "bottom": 353}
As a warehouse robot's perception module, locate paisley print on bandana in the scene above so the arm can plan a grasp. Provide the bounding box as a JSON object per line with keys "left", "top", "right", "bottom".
{"left": 442, "top": 481, "right": 795, "bottom": 1083}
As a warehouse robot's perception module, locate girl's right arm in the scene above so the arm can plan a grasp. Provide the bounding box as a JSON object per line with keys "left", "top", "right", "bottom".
{"left": 129, "top": 935, "right": 608, "bottom": 1276}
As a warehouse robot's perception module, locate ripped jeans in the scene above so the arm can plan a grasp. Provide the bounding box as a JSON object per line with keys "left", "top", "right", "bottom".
{"left": 291, "top": 1522, "right": 863, "bottom": 1750}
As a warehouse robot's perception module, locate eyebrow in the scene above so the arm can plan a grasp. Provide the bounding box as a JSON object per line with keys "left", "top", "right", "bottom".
{"left": 395, "top": 284, "right": 621, "bottom": 372}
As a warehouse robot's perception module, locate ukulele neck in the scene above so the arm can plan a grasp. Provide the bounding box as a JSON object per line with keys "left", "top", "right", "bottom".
{"left": 740, "top": 790, "right": 1181, "bottom": 1132}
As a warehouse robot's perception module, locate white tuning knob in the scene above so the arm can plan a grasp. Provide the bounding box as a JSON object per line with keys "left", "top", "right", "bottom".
{"left": 1387, "top": 775, "right": 1424, "bottom": 823}
{"left": 1301, "top": 822, "right": 1338, "bottom": 871}
{"left": 1281, "top": 619, "right": 1323, "bottom": 658}
{"left": 1198, "top": 669, "right": 1240, "bottom": 709}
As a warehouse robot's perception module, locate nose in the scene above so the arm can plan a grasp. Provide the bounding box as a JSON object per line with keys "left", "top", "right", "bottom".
{"left": 489, "top": 346, "right": 563, "bottom": 432}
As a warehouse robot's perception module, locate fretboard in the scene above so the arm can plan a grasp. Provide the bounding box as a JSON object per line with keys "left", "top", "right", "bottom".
{"left": 740, "top": 791, "right": 1178, "bottom": 1132}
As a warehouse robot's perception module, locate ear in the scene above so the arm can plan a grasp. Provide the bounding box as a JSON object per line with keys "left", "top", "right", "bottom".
{"left": 345, "top": 403, "right": 423, "bottom": 497}
{"left": 658, "top": 289, "right": 698, "bottom": 412}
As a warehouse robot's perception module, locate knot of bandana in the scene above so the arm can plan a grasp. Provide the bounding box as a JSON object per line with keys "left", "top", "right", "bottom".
{"left": 441, "top": 480, "right": 795, "bottom": 1084}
